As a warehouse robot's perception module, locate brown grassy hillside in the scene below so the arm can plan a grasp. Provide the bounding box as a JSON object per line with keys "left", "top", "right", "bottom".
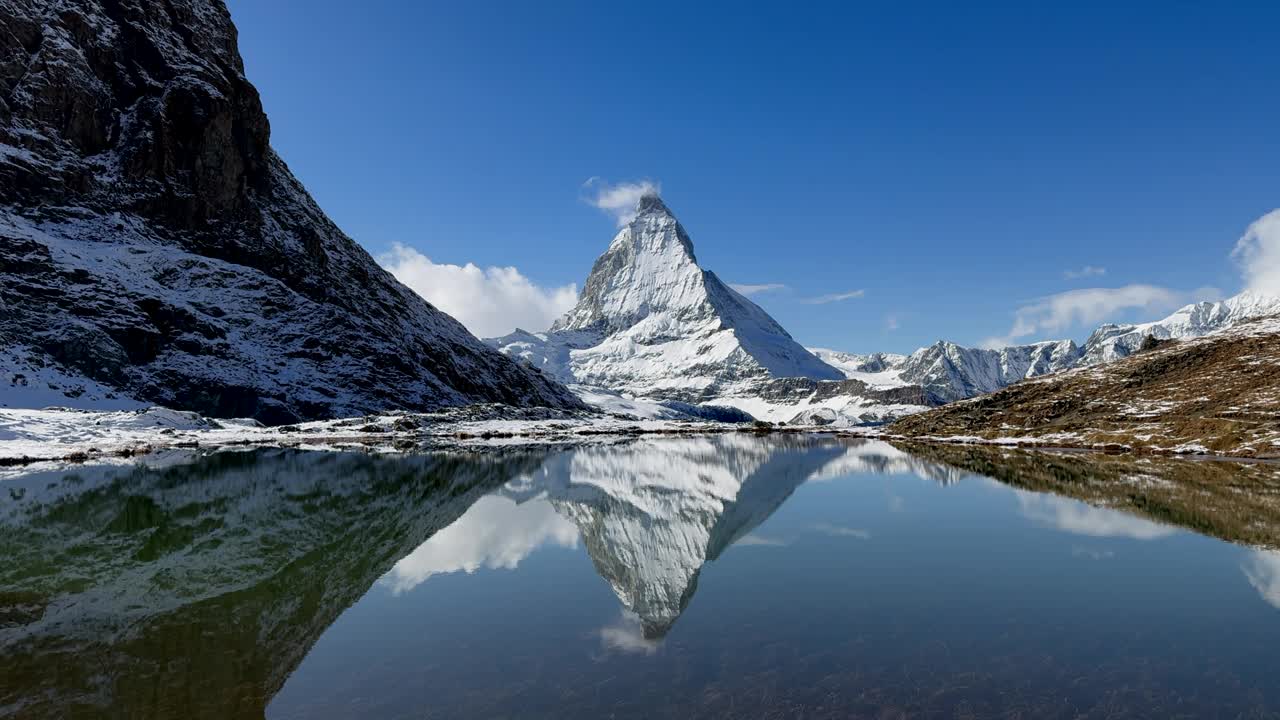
{"left": 891, "top": 317, "right": 1280, "bottom": 458}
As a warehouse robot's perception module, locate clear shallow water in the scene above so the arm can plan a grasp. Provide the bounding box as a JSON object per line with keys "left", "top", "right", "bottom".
{"left": 3, "top": 437, "right": 1280, "bottom": 719}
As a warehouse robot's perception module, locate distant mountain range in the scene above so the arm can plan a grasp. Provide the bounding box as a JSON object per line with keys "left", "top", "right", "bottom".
{"left": 892, "top": 313, "right": 1280, "bottom": 457}
{"left": 815, "top": 291, "right": 1280, "bottom": 407}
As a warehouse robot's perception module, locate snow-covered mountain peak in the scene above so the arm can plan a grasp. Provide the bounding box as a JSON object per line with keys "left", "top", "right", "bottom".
{"left": 498, "top": 195, "right": 842, "bottom": 402}
{"left": 635, "top": 191, "right": 679, "bottom": 220}
{"left": 552, "top": 193, "right": 702, "bottom": 334}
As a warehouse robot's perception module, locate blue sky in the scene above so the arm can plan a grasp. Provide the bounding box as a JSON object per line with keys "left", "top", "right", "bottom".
{"left": 226, "top": 0, "right": 1279, "bottom": 353}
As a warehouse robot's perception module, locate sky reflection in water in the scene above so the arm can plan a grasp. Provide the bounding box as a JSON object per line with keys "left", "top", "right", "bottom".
{"left": 2, "top": 437, "right": 1279, "bottom": 719}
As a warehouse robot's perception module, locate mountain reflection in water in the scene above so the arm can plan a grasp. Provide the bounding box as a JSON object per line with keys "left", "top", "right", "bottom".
{"left": 3, "top": 437, "right": 1280, "bottom": 719}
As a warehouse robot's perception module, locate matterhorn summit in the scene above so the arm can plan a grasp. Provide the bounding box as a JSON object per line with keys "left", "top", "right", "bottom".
{"left": 490, "top": 193, "right": 848, "bottom": 407}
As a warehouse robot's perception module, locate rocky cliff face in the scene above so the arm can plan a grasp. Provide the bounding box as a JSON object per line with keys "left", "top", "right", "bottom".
{"left": 895, "top": 339, "right": 1083, "bottom": 404}
{"left": 0, "top": 0, "right": 580, "bottom": 423}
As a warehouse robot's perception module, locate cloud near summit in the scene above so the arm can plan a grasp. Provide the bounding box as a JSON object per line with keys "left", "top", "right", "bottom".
{"left": 984, "top": 207, "right": 1278, "bottom": 347}
{"left": 379, "top": 243, "right": 578, "bottom": 339}
{"left": 1233, "top": 208, "right": 1280, "bottom": 297}
{"left": 981, "top": 284, "right": 1219, "bottom": 348}
{"left": 730, "top": 283, "right": 788, "bottom": 296}
{"left": 584, "top": 178, "right": 661, "bottom": 226}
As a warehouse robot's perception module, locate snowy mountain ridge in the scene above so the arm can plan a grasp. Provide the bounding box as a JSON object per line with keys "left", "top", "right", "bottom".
{"left": 1079, "top": 291, "right": 1280, "bottom": 365}
{"left": 494, "top": 194, "right": 841, "bottom": 401}
{"left": 894, "top": 338, "right": 1082, "bottom": 404}
{"left": 487, "top": 194, "right": 911, "bottom": 424}
{"left": 816, "top": 291, "right": 1280, "bottom": 406}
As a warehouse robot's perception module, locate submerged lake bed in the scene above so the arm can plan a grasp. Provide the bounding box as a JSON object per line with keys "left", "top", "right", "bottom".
{"left": 3, "top": 437, "right": 1279, "bottom": 719}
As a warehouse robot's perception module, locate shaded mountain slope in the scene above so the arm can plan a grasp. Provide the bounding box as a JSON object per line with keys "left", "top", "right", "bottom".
{"left": 0, "top": 0, "right": 580, "bottom": 423}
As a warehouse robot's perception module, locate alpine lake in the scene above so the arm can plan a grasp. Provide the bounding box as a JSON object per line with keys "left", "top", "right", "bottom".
{"left": 4, "top": 435, "right": 1280, "bottom": 719}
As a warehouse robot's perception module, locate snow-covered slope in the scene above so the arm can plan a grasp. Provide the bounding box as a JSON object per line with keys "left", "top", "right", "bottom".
{"left": 493, "top": 194, "right": 841, "bottom": 401}
{"left": 0, "top": 0, "right": 580, "bottom": 423}
{"left": 488, "top": 195, "right": 930, "bottom": 424}
{"left": 818, "top": 291, "right": 1280, "bottom": 406}
{"left": 807, "top": 349, "right": 908, "bottom": 389}
{"left": 814, "top": 341, "right": 1081, "bottom": 405}
{"left": 1079, "top": 291, "right": 1280, "bottom": 365}
{"left": 895, "top": 339, "right": 1083, "bottom": 404}
{"left": 2, "top": 345, "right": 145, "bottom": 411}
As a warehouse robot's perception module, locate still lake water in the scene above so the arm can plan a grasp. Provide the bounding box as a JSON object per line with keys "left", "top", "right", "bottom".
{"left": 3, "top": 436, "right": 1280, "bottom": 718}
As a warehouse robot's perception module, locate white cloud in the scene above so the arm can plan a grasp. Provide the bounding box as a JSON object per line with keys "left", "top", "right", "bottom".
{"left": 730, "top": 283, "right": 788, "bottom": 296}
{"left": 598, "top": 611, "right": 662, "bottom": 655}
{"left": 1232, "top": 208, "right": 1280, "bottom": 296}
{"left": 802, "top": 289, "right": 866, "bottom": 305}
{"left": 379, "top": 243, "right": 578, "bottom": 338}
{"left": 981, "top": 284, "right": 1219, "bottom": 348}
{"left": 811, "top": 523, "right": 871, "bottom": 539}
{"left": 381, "top": 495, "right": 579, "bottom": 595}
{"left": 733, "top": 533, "right": 790, "bottom": 547}
{"left": 1064, "top": 265, "right": 1107, "bottom": 280}
{"left": 1014, "top": 491, "right": 1177, "bottom": 540}
{"left": 584, "top": 178, "right": 661, "bottom": 226}
{"left": 885, "top": 313, "right": 901, "bottom": 331}
{"left": 1243, "top": 549, "right": 1280, "bottom": 610}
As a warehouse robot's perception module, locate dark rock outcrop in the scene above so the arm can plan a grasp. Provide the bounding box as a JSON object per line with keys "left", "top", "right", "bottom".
{"left": 0, "top": 0, "right": 581, "bottom": 423}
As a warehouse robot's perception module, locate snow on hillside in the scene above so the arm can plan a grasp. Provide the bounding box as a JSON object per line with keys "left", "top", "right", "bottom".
{"left": 708, "top": 393, "right": 926, "bottom": 427}
{"left": 2, "top": 346, "right": 145, "bottom": 411}
{"left": 815, "top": 291, "right": 1280, "bottom": 405}
{"left": 1080, "top": 291, "right": 1280, "bottom": 365}
{"left": 807, "top": 349, "right": 908, "bottom": 389}
{"left": 495, "top": 194, "right": 841, "bottom": 398}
